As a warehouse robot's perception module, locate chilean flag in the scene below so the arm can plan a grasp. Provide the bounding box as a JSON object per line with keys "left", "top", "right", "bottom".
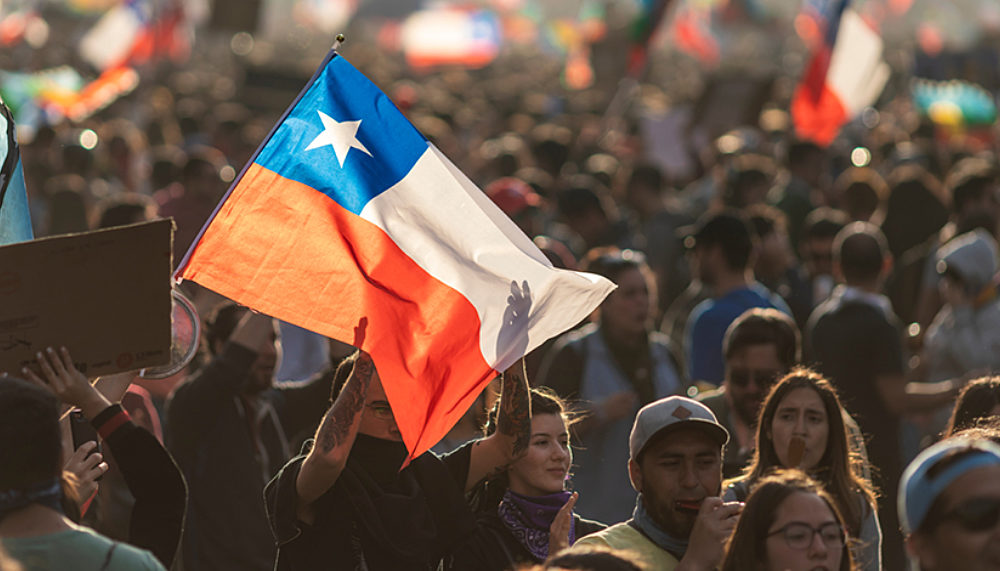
{"left": 791, "top": 1, "right": 889, "bottom": 146}
{"left": 176, "top": 52, "right": 615, "bottom": 461}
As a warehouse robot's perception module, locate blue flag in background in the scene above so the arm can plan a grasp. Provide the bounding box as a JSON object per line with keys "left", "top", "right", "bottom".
{"left": 0, "top": 99, "right": 33, "bottom": 245}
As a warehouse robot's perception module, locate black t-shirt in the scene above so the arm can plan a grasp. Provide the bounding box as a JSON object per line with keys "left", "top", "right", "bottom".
{"left": 265, "top": 436, "right": 475, "bottom": 570}
{"left": 806, "top": 300, "right": 904, "bottom": 485}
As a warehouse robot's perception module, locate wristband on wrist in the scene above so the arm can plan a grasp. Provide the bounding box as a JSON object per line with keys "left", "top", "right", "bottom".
{"left": 91, "top": 404, "right": 131, "bottom": 439}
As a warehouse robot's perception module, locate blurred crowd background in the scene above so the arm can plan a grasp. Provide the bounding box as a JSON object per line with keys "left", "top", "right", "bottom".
{"left": 2, "top": 1, "right": 1000, "bottom": 568}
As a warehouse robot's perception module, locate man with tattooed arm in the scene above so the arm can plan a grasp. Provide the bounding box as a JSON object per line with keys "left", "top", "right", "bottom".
{"left": 264, "top": 345, "right": 532, "bottom": 570}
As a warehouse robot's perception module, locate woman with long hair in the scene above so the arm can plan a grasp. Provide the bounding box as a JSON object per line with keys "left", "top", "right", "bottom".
{"left": 721, "top": 470, "right": 857, "bottom": 571}
{"left": 724, "top": 369, "right": 879, "bottom": 570}
{"left": 944, "top": 376, "right": 1000, "bottom": 437}
{"left": 448, "top": 388, "right": 604, "bottom": 570}
{"left": 538, "top": 247, "right": 684, "bottom": 524}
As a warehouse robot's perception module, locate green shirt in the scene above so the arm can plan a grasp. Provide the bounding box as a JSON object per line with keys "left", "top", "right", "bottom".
{"left": 571, "top": 522, "right": 679, "bottom": 571}
{"left": 3, "top": 524, "right": 164, "bottom": 571}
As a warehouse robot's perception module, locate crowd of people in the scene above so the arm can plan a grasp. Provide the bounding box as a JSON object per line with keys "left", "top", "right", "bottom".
{"left": 2, "top": 8, "right": 1000, "bottom": 571}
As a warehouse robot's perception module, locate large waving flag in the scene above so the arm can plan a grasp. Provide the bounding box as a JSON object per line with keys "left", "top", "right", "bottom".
{"left": 0, "top": 98, "right": 32, "bottom": 245}
{"left": 176, "top": 51, "right": 616, "bottom": 461}
{"left": 791, "top": 1, "right": 889, "bottom": 146}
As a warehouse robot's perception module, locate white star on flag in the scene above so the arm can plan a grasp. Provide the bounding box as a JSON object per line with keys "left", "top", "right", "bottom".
{"left": 304, "top": 110, "right": 372, "bottom": 167}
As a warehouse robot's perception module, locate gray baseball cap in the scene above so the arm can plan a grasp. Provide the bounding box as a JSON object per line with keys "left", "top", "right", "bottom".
{"left": 629, "top": 395, "right": 730, "bottom": 461}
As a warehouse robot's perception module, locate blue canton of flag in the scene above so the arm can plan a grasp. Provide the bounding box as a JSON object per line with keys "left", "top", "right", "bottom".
{"left": 254, "top": 56, "right": 428, "bottom": 216}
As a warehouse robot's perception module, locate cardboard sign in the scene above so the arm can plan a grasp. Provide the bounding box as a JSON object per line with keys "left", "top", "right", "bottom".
{"left": 0, "top": 219, "right": 173, "bottom": 377}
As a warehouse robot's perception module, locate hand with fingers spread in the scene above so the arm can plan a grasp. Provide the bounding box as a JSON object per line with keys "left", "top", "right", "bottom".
{"left": 23, "top": 346, "right": 111, "bottom": 419}
{"left": 547, "top": 491, "right": 579, "bottom": 558}
{"left": 64, "top": 440, "right": 109, "bottom": 503}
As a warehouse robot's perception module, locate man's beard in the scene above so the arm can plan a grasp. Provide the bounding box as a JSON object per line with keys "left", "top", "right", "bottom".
{"left": 733, "top": 398, "right": 760, "bottom": 427}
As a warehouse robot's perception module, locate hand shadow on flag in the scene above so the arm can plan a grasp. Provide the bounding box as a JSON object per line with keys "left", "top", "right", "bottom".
{"left": 496, "top": 280, "right": 531, "bottom": 369}
{"left": 353, "top": 316, "right": 369, "bottom": 349}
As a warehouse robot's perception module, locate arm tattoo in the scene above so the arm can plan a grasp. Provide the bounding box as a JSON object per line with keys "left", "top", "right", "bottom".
{"left": 317, "top": 357, "right": 373, "bottom": 454}
{"left": 496, "top": 362, "right": 531, "bottom": 457}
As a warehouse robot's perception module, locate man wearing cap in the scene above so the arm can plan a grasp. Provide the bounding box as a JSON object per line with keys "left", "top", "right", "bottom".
{"left": 567, "top": 396, "right": 742, "bottom": 570}
{"left": 899, "top": 437, "right": 1000, "bottom": 570}
{"left": 684, "top": 209, "right": 790, "bottom": 386}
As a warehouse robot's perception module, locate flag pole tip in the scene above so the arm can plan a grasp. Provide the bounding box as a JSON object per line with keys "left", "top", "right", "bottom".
{"left": 333, "top": 33, "right": 346, "bottom": 51}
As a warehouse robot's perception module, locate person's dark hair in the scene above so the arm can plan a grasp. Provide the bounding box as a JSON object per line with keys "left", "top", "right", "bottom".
{"left": 723, "top": 308, "right": 800, "bottom": 370}
{"left": 581, "top": 247, "right": 649, "bottom": 284}
{"left": 626, "top": 162, "right": 665, "bottom": 196}
{"left": 0, "top": 378, "right": 62, "bottom": 491}
{"left": 557, "top": 184, "right": 607, "bottom": 221}
{"left": 724, "top": 154, "right": 775, "bottom": 209}
{"left": 785, "top": 140, "right": 824, "bottom": 169}
{"left": 720, "top": 470, "right": 856, "bottom": 571}
{"left": 204, "top": 302, "right": 247, "bottom": 356}
{"left": 533, "top": 235, "right": 577, "bottom": 270}
{"left": 530, "top": 123, "right": 572, "bottom": 178}
{"left": 879, "top": 165, "right": 948, "bottom": 258}
{"left": 694, "top": 210, "right": 756, "bottom": 271}
{"left": 181, "top": 145, "right": 226, "bottom": 184}
{"left": 746, "top": 204, "right": 788, "bottom": 240}
{"left": 802, "top": 207, "right": 850, "bottom": 242}
{"left": 581, "top": 247, "right": 656, "bottom": 318}
{"left": 834, "top": 222, "right": 888, "bottom": 285}
{"left": 735, "top": 369, "right": 875, "bottom": 535}
{"left": 485, "top": 386, "right": 571, "bottom": 435}
{"left": 834, "top": 168, "right": 887, "bottom": 222}
{"left": 531, "top": 545, "right": 644, "bottom": 571}
{"left": 95, "top": 194, "right": 155, "bottom": 229}
{"left": 43, "top": 175, "right": 91, "bottom": 236}
{"left": 946, "top": 157, "right": 998, "bottom": 216}
{"left": 944, "top": 377, "right": 1000, "bottom": 437}
{"left": 150, "top": 145, "right": 186, "bottom": 192}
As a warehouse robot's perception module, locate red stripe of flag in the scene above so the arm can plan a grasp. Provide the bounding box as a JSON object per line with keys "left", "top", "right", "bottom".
{"left": 180, "top": 163, "right": 494, "bottom": 455}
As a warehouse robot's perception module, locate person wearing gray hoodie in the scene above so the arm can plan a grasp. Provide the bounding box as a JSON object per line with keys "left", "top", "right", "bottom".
{"left": 922, "top": 229, "right": 1000, "bottom": 384}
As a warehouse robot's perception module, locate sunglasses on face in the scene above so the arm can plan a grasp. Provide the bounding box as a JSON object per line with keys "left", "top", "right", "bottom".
{"left": 728, "top": 368, "right": 782, "bottom": 389}
{"left": 767, "top": 522, "right": 845, "bottom": 550}
{"left": 942, "top": 497, "right": 1000, "bottom": 532}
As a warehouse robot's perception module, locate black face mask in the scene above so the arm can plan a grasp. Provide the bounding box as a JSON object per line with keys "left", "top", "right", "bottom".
{"left": 348, "top": 433, "right": 410, "bottom": 485}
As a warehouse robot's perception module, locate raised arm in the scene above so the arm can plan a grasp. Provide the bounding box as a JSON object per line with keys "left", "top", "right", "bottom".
{"left": 24, "top": 347, "right": 186, "bottom": 568}
{"left": 294, "top": 351, "right": 374, "bottom": 519}
{"left": 166, "top": 311, "right": 275, "bottom": 441}
{"left": 464, "top": 358, "right": 531, "bottom": 491}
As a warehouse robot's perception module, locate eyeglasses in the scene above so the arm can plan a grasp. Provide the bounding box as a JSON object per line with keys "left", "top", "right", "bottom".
{"left": 767, "top": 522, "right": 844, "bottom": 550}
{"left": 728, "top": 368, "right": 782, "bottom": 390}
{"left": 941, "top": 497, "right": 1000, "bottom": 532}
{"left": 366, "top": 402, "right": 394, "bottom": 420}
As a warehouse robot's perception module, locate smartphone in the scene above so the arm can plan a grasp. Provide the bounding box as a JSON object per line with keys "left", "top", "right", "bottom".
{"left": 70, "top": 410, "right": 102, "bottom": 463}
